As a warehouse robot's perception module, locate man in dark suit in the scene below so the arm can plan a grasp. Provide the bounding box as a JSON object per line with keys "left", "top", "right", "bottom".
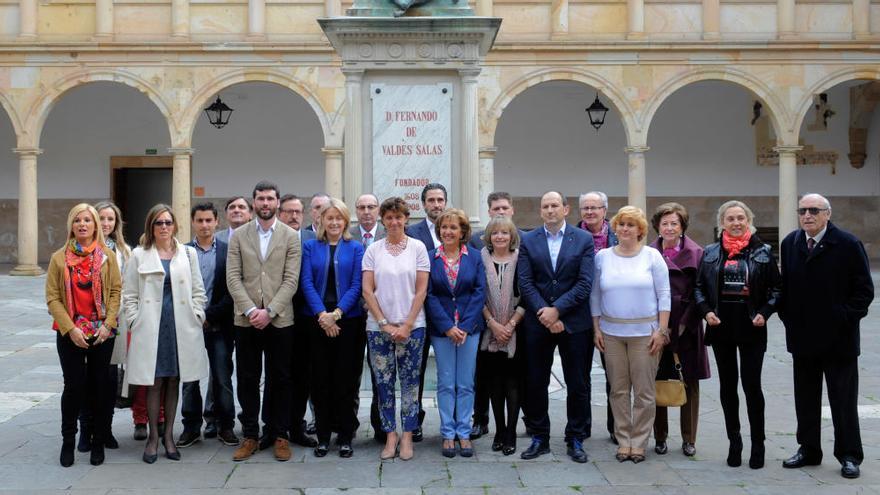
{"left": 179, "top": 203, "right": 238, "bottom": 448}
{"left": 305, "top": 193, "right": 331, "bottom": 233}
{"left": 216, "top": 196, "right": 252, "bottom": 243}
{"left": 351, "top": 194, "right": 387, "bottom": 442}
{"left": 274, "top": 194, "right": 318, "bottom": 449}
{"left": 518, "top": 191, "right": 595, "bottom": 463}
{"left": 779, "top": 193, "right": 874, "bottom": 479}
{"left": 405, "top": 182, "right": 447, "bottom": 441}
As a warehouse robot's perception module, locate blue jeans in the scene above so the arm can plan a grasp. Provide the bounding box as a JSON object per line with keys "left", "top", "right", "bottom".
{"left": 182, "top": 328, "right": 235, "bottom": 431}
{"left": 367, "top": 327, "right": 425, "bottom": 433}
{"left": 432, "top": 333, "right": 480, "bottom": 440}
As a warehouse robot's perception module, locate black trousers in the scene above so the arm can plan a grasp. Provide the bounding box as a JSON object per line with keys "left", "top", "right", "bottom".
{"left": 712, "top": 341, "right": 765, "bottom": 442}
{"left": 56, "top": 332, "right": 114, "bottom": 441}
{"left": 523, "top": 324, "right": 593, "bottom": 443}
{"left": 484, "top": 350, "right": 523, "bottom": 443}
{"left": 78, "top": 364, "right": 117, "bottom": 438}
{"left": 472, "top": 349, "right": 491, "bottom": 429}
{"left": 309, "top": 317, "right": 366, "bottom": 444}
{"left": 793, "top": 354, "right": 863, "bottom": 464}
{"left": 291, "top": 318, "right": 312, "bottom": 432}
{"left": 235, "top": 324, "right": 293, "bottom": 440}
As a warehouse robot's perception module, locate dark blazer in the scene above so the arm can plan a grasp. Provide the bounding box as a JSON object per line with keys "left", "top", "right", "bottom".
{"left": 425, "top": 246, "right": 487, "bottom": 337}
{"left": 407, "top": 219, "right": 437, "bottom": 251}
{"left": 293, "top": 228, "right": 317, "bottom": 316}
{"left": 517, "top": 224, "right": 595, "bottom": 333}
{"left": 349, "top": 224, "right": 386, "bottom": 243}
{"left": 300, "top": 238, "right": 365, "bottom": 318}
{"left": 186, "top": 238, "right": 233, "bottom": 331}
{"left": 778, "top": 222, "right": 874, "bottom": 359}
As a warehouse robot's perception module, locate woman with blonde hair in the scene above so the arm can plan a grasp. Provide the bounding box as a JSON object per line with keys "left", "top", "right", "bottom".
{"left": 300, "top": 198, "right": 366, "bottom": 457}
{"left": 123, "top": 204, "right": 208, "bottom": 463}
{"left": 591, "top": 206, "right": 670, "bottom": 463}
{"left": 46, "top": 203, "right": 122, "bottom": 467}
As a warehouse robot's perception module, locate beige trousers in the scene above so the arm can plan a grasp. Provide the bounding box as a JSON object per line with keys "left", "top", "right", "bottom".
{"left": 603, "top": 333, "right": 661, "bottom": 451}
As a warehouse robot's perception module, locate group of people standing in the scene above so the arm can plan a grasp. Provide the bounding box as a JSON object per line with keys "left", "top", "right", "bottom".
{"left": 45, "top": 183, "right": 873, "bottom": 480}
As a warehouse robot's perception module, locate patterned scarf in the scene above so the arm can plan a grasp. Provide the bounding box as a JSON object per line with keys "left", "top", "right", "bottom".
{"left": 63, "top": 239, "right": 105, "bottom": 335}
{"left": 721, "top": 229, "right": 751, "bottom": 267}
{"left": 581, "top": 219, "right": 610, "bottom": 251}
{"left": 480, "top": 247, "right": 518, "bottom": 358}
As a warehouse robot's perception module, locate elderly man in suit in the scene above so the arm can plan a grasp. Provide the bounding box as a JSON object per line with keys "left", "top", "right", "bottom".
{"left": 178, "top": 203, "right": 238, "bottom": 449}
{"left": 779, "top": 193, "right": 874, "bottom": 479}
{"left": 216, "top": 196, "right": 251, "bottom": 243}
{"left": 227, "top": 181, "right": 301, "bottom": 462}
{"left": 405, "top": 183, "right": 447, "bottom": 442}
{"left": 350, "top": 193, "right": 387, "bottom": 442}
{"left": 518, "top": 191, "right": 595, "bottom": 463}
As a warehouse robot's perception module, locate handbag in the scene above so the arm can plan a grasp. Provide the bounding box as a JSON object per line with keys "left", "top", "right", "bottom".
{"left": 655, "top": 353, "right": 687, "bottom": 407}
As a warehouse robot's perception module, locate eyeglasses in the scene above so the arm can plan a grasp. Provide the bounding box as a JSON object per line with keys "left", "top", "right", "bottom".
{"left": 153, "top": 220, "right": 174, "bottom": 227}
{"left": 280, "top": 209, "right": 302, "bottom": 215}
{"left": 580, "top": 206, "right": 605, "bottom": 212}
{"left": 796, "top": 207, "right": 829, "bottom": 216}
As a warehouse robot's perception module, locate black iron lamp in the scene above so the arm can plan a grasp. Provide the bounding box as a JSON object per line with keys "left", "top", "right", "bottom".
{"left": 204, "top": 96, "right": 233, "bottom": 129}
{"left": 585, "top": 93, "right": 609, "bottom": 131}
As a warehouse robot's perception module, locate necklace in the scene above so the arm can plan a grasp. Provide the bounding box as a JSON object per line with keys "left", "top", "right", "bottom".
{"left": 385, "top": 237, "right": 408, "bottom": 256}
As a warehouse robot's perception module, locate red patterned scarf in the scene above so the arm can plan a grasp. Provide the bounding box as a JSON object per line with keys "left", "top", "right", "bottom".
{"left": 721, "top": 229, "right": 751, "bottom": 267}
{"left": 62, "top": 239, "right": 105, "bottom": 330}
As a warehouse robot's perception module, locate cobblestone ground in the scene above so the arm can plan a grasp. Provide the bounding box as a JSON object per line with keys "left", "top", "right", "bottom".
{"left": 0, "top": 271, "right": 878, "bottom": 494}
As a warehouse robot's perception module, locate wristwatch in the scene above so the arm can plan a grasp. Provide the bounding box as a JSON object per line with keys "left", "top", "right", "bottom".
{"left": 378, "top": 318, "right": 389, "bottom": 326}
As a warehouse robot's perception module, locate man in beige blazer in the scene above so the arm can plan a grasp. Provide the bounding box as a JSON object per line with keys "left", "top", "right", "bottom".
{"left": 226, "top": 180, "right": 301, "bottom": 462}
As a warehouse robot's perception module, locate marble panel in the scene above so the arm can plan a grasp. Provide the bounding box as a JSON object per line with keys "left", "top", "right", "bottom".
{"left": 266, "top": 5, "right": 324, "bottom": 35}
{"left": 190, "top": 5, "right": 247, "bottom": 35}
{"left": 719, "top": 4, "right": 776, "bottom": 35}
{"left": 494, "top": 3, "right": 552, "bottom": 37}
{"left": 371, "top": 83, "right": 453, "bottom": 217}
{"left": 569, "top": 4, "right": 627, "bottom": 35}
{"left": 796, "top": 4, "right": 852, "bottom": 35}
{"left": 115, "top": 5, "right": 172, "bottom": 36}
{"left": 0, "top": 5, "right": 18, "bottom": 38}
{"left": 645, "top": 4, "right": 702, "bottom": 36}
{"left": 37, "top": 4, "right": 95, "bottom": 36}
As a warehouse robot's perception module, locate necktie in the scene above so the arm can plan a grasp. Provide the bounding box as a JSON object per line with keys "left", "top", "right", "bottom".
{"left": 363, "top": 232, "right": 373, "bottom": 247}
{"left": 807, "top": 238, "right": 815, "bottom": 251}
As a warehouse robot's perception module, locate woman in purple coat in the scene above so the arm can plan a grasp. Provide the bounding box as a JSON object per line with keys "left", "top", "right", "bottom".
{"left": 648, "top": 203, "right": 710, "bottom": 457}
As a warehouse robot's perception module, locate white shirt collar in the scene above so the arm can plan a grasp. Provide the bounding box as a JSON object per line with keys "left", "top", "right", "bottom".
{"left": 360, "top": 224, "right": 378, "bottom": 237}
{"left": 544, "top": 221, "right": 567, "bottom": 238}
{"left": 256, "top": 218, "right": 277, "bottom": 235}
{"left": 807, "top": 225, "right": 827, "bottom": 245}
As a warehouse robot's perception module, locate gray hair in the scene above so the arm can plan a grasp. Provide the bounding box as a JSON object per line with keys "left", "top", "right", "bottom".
{"left": 800, "top": 193, "right": 832, "bottom": 211}
{"left": 716, "top": 200, "right": 757, "bottom": 238}
{"left": 579, "top": 191, "right": 608, "bottom": 208}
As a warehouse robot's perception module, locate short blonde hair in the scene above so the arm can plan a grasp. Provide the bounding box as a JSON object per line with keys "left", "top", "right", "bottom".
{"left": 482, "top": 216, "right": 520, "bottom": 252}
{"left": 434, "top": 208, "right": 471, "bottom": 245}
{"left": 316, "top": 198, "right": 352, "bottom": 242}
{"left": 610, "top": 205, "right": 649, "bottom": 241}
{"left": 66, "top": 203, "right": 105, "bottom": 246}
{"left": 716, "top": 200, "right": 756, "bottom": 238}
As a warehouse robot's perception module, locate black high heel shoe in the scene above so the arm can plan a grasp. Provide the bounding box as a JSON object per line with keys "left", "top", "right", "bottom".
{"left": 749, "top": 442, "right": 765, "bottom": 469}
{"left": 143, "top": 439, "right": 158, "bottom": 464}
{"left": 727, "top": 434, "right": 743, "bottom": 467}
{"left": 163, "top": 438, "right": 181, "bottom": 461}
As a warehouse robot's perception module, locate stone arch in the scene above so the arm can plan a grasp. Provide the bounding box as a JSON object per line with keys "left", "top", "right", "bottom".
{"left": 0, "top": 90, "right": 25, "bottom": 142}
{"left": 641, "top": 67, "right": 789, "bottom": 143}
{"left": 183, "top": 69, "right": 335, "bottom": 148}
{"left": 792, "top": 66, "right": 880, "bottom": 132}
{"left": 484, "top": 68, "right": 639, "bottom": 146}
{"left": 24, "top": 69, "right": 175, "bottom": 147}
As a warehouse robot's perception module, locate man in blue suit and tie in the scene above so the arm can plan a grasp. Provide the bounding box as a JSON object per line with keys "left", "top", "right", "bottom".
{"left": 405, "top": 182, "right": 447, "bottom": 442}
{"left": 518, "top": 191, "right": 595, "bottom": 463}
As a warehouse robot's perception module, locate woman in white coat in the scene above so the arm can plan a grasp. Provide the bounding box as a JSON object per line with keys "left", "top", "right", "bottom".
{"left": 123, "top": 203, "right": 208, "bottom": 464}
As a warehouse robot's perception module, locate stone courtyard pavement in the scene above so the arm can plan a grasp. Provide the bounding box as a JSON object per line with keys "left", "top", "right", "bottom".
{"left": 0, "top": 271, "right": 878, "bottom": 495}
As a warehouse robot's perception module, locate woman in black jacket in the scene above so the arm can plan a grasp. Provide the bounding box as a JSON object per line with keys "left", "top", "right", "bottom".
{"left": 694, "top": 200, "right": 780, "bottom": 470}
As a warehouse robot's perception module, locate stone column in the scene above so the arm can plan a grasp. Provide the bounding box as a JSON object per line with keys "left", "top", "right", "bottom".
{"left": 172, "top": 0, "right": 190, "bottom": 39}
{"left": 478, "top": 146, "right": 497, "bottom": 226}
{"left": 551, "top": 0, "right": 569, "bottom": 39}
{"left": 476, "top": 0, "right": 493, "bottom": 16}
{"left": 325, "top": 0, "right": 341, "bottom": 17}
{"left": 343, "top": 69, "right": 364, "bottom": 205}
{"left": 95, "top": 0, "right": 113, "bottom": 39}
{"left": 702, "top": 0, "right": 720, "bottom": 40}
{"left": 18, "top": 0, "right": 37, "bottom": 39}
{"left": 853, "top": 0, "right": 871, "bottom": 39}
{"left": 625, "top": 145, "right": 648, "bottom": 213}
{"left": 775, "top": 145, "right": 802, "bottom": 240}
{"left": 10, "top": 147, "right": 43, "bottom": 276}
{"left": 627, "top": 0, "right": 645, "bottom": 39}
{"left": 169, "top": 148, "right": 194, "bottom": 242}
{"left": 777, "top": 0, "right": 796, "bottom": 39}
{"left": 460, "top": 69, "right": 481, "bottom": 224}
{"left": 323, "top": 147, "right": 344, "bottom": 199}
{"left": 248, "top": 0, "right": 266, "bottom": 40}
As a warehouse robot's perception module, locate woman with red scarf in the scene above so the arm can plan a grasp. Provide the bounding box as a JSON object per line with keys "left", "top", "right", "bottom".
{"left": 46, "top": 203, "right": 122, "bottom": 467}
{"left": 694, "top": 200, "right": 780, "bottom": 470}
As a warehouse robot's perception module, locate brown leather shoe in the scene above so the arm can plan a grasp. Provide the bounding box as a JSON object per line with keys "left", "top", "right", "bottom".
{"left": 233, "top": 438, "right": 259, "bottom": 462}
{"left": 274, "top": 438, "right": 291, "bottom": 461}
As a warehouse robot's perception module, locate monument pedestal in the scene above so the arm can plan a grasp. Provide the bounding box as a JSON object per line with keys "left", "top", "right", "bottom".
{"left": 320, "top": 17, "right": 500, "bottom": 223}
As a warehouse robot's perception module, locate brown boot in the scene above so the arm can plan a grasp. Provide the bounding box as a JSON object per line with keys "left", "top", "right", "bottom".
{"left": 233, "top": 438, "right": 259, "bottom": 461}
{"left": 274, "top": 438, "right": 291, "bottom": 461}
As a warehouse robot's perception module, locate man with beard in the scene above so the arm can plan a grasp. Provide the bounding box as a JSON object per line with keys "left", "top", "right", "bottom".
{"left": 227, "top": 181, "right": 301, "bottom": 462}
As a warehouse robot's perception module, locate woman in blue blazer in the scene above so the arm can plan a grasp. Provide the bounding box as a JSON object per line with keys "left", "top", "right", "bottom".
{"left": 425, "top": 208, "right": 486, "bottom": 458}
{"left": 300, "top": 198, "right": 365, "bottom": 458}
